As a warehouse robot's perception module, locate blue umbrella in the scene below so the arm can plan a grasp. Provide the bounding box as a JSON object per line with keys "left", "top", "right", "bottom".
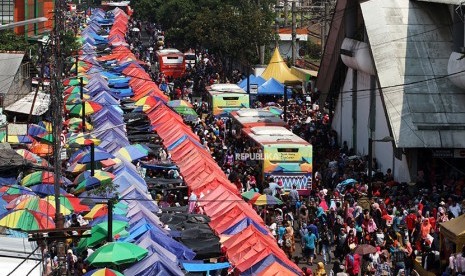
{"left": 340, "top": 178, "right": 357, "bottom": 186}
{"left": 31, "top": 184, "right": 69, "bottom": 197}
{"left": 77, "top": 151, "right": 114, "bottom": 164}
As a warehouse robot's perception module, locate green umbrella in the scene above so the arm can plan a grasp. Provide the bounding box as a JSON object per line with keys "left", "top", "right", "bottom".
{"left": 241, "top": 190, "right": 260, "bottom": 201}
{"left": 78, "top": 221, "right": 128, "bottom": 250}
{"left": 86, "top": 242, "right": 148, "bottom": 266}
{"left": 173, "top": 106, "right": 198, "bottom": 116}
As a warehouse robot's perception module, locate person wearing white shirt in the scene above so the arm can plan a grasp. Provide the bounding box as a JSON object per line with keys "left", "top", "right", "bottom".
{"left": 449, "top": 200, "right": 462, "bottom": 218}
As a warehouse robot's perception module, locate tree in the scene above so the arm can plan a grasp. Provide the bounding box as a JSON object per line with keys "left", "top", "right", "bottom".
{"left": 0, "top": 30, "right": 32, "bottom": 51}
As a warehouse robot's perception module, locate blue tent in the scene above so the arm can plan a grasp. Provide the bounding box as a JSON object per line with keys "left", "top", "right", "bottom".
{"left": 121, "top": 221, "right": 154, "bottom": 243}
{"left": 181, "top": 261, "right": 230, "bottom": 274}
{"left": 135, "top": 228, "right": 196, "bottom": 261}
{"left": 238, "top": 75, "right": 266, "bottom": 90}
{"left": 124, "top": 251, "right": 184, "bottom": 276}
{"left": 257, "top": 77, "right": 292, "bottom": 95}
{"left": 222, "top": 217, "right": 268, "bottom": 236}
{"left": 91, "top": 91, "right": 120, "bottom": 106}
{"left": 136, "top": 233, "right": 178, "bottom": 262}
{"left": 89, "top": 214, "right": 129, "bottom": 226}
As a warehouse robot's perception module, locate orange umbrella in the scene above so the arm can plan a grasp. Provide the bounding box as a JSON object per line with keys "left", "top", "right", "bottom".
{"left": 29, "top": 143, "right": 53, "bottom": 157}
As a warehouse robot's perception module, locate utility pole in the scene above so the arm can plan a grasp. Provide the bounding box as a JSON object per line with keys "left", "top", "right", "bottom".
{"left": 275, "top": 0, "right": 281, "bottom": 48}
{"left": 284, "top": 0, "right": 289, "bottom": 27}
{"left": 291, "top": 1, "right": 297, "bottom": 66}
{"left": 321, "top": 0, "right": 329, "bottom": 54}
{"left": 50, "top": 0, "right": 66, "bottom": 274}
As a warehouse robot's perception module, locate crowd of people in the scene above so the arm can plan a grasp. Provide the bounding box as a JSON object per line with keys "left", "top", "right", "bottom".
{"left": 38, "top": 11, "right": 465, "bottom": 275}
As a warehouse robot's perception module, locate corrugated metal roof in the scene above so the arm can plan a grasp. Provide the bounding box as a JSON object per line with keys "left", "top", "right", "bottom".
{"left": 0, "top": 53, "right": 24, "bottom": 95}
{"left": 361, "top": 0, "right": 465, "bottom": 148}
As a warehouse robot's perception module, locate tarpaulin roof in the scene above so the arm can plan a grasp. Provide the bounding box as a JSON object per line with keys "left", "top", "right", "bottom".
{"left": 238, "top": 74, "right": 266, "bottom": 90}
{"left": 260, "top": 48, "right": 301, "bottom": 83}
{"left": 124, "top": 251, "right": 184, "bottom": 276}
{"left": 181, "top": 261, "right": 230, "bottom": 273}
{"left": 258, "top": 78, "right": 292, "bottom": 96}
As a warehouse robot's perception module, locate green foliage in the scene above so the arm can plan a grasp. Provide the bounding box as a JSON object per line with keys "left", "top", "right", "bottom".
{"left": 132, "top": 0, "right": 275, "bottom": 64}
{"left": 61, "top": 31, "right": 80, "bottom": 58}
{"left": 0, "top": 30, "right": 32, "bottom": 51}
{"left": 305, "top": 40, "right": 321, "bottom": 60}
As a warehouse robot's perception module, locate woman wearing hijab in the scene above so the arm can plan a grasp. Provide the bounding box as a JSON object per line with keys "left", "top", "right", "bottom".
{"left": 315, "top": 262, "right": 327, "bottom": 276}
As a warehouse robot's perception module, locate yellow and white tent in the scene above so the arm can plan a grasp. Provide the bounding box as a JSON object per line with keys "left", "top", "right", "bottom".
{"left": 261, "top": 48, "right": 301, "bottom": 83}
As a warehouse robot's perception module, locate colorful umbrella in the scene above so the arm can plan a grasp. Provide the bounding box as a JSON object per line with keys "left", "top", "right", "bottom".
{"left": 66, "top": 101, "right": 103, "bottom": 117}
{"left": 77, "top": 151, "right": 114, "bottom": 164}
{"left": 37, "top": 121, "right": 53, "bottom": 133}
{"left": 84, "top": 204, "right": 126, "bottom": 220}
{"left": 44, "top": 195, "right": 90, "bottom": 213}
{"left": 30, "top": 184, "right": 69, "bottom": 197}
{"left": 66, "top": 159, "right": 117, "bottom": 174}
{"left": 167, "top": 100, "right": 193, "bottom": 108}
{"left": 64, "top": 118, "right": 93, "bottom": 132}
{"left": 0, "top": 209, "right": 55, "bottom": 231}
{"left": 29, "top": 142, "right": 53, "bottom": 156}
{"left": 73, "top": 171, "right": 115, "bottom": 194}
{"left": 6, "top": 135, "right": 34, "bottom": 144}
{"left": 83, "top": 268, "right": 124, "bottom": 276}
{"left": 15, "top": 149, "right": 50, "bottom": 167}
{"left": 241, "top": 190, "right": 261, "bottom": 201}
{"left": 21, "top": 171, "right": 68, "bottom": 187}
{"left": 0, "top": 185, "right": 35, "bottom": 202}
{"left": 63, "top": 77, "right": 89, "bottom": 86}
{"left": 249, "top": 194, "right": 283, "bottom": 206}
{"left": 64, "top": 92, "right": 90, "bottom": 104}
{"left": 65, "top": 86, "right": 89, "bottom": 95}
{"left": 116, "top": 144, "right": 149, "bottom": 162}
{"left": 85, "top": 242, "right": 148, "bottom": 266}
{"left": 7, "top": 195, "right": 72, "bottom": 216}
{"left": 67, "top": 134, "right": 101, "bottom": 147}
{"left": 80, "top": 220, "right": 128, "bottom": 248}
{"left": 28, "top": 124, "right": 48, "bottom": 137}
{"left": 35, "top": 133, "right": 55, "bottom": 144}
{"left": 134, "top": 96, "right": 162, "bottom": 107}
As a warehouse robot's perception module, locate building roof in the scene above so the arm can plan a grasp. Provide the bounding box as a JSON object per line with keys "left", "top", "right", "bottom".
{"left": 360, "top": 0, "right": 464, "bottom": 148}
{"left": 5, "top": 91, "right": 50, "bottom": 116}
{"left": 0, "top": 53, "right": 24, "bottom": 95}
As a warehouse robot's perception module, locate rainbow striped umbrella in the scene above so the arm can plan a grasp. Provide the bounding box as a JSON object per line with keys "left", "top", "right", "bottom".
{"left": 83, "top": 268, "right": 124, "bottom": 276}
{"left": 27, "top": 124, "right": 48, "bottom": 137}
{"left": 167, "top": 100, "right": 193, "bottom": 108}
{"left": 44, "top": 195, "right": 90, "bottom": 213}
{"left": 35, "top": 133, "right": 55, "bottom": 144}
{"left": 64, "top": 118, "right": 94, "bottom": 132}
{"left": 73, "top": 170, "right": 115, "bottom": 194}
{"left": 116, "top": 144, "right": 149, "bottom": 162}
{"left": 63, "top": 77, "right": 89, "bottom": 86}
{"left": 29, "top": 142, "right": 53, "bottom": 157}
{"left": 249, "top": 194, "right": 283, "bottom": 206}
{"left": 66, "top": 159, "right": 118, "bottom": 174}
{"left": 67, "top": 133, "right": 101, "bottom": 147}
{"left": 84, "top": 204, "right": 126, "bottom": 220}
{"left": 65, "top": 93, "right": 90, "bottom": 104}
{"left": 65, "top": 86, "right": 90, "bottom": 95}
{"left": 6, "top": 135, "right": 34, "bottom": 144}
{"left": 7, "top": 195, "right": 72, "bottom": 216}
{"left": 30, "top": 184, "right": 69, "bottom": 197}
{"left": 15, "top": 149, "right": 50, "bottom": 167}
{"left": 66, "top": 101, "right": 103, "bottom": 117}
{"left": 134, "top": 96, "right": 162, "bottom": 107}
{"left": 21, "top": 171, "right": 71, "bottom": 187}
{"left": 0, "top": 186, "right": 35, "bottom": 203}
{"left": 0, "top": 209, "right": 55, "bottom": 231}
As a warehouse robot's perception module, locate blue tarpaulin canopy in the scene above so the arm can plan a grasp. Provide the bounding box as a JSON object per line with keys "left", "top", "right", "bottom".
{"left": 181, "top": 261, "right": 230, "bottom": 273}
{"left": 257, "top": 77, "right": 292, "bottom": 95}
{"left": 238, "top": 74, "right": 266, "bottom": 90}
